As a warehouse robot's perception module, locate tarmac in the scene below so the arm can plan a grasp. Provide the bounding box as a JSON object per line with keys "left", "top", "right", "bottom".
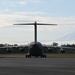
{"left": 0, "top": 57, "right": 75, "bottom": 75}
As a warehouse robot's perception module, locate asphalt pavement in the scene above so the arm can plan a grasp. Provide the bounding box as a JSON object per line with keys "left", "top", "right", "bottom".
{"left": 0, "top": 57, "right": 75, "bottom": 75}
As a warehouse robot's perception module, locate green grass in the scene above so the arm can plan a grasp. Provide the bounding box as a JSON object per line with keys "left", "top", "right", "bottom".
{"left": 0, "top": 53, "right": 26, "bottom": 57}
{"left": 0, "top": 53, "right": 75, "bottom": 58}
{"left": 47, "top": 54, "right": 75, "bottom": 58}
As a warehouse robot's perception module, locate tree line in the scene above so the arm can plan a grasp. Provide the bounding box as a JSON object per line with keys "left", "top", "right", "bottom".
{"left": 51, "top": 42, "right": 75, "bottom": 47}
{"left": 0, "top": 42, "right": 75, "bottom": 47}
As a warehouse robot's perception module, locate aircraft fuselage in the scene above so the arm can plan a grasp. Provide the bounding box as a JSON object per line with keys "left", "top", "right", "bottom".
{"left": 26, "top": 42, "right": 46, "bottom": 58}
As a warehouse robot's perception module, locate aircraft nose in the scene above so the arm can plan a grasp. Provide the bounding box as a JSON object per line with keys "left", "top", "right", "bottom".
{"left": 33, "top": 44, "right": 38, "bottom": 48}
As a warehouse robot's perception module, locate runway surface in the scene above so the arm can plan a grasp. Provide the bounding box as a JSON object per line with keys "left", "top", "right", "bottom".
{"left": 0, "top": 57, "right": 75, "bottom": 75}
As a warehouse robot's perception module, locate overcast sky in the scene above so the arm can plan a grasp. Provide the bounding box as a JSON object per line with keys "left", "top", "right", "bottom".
{"left": 0, "top": 0, "right": 75, "bottom": 45}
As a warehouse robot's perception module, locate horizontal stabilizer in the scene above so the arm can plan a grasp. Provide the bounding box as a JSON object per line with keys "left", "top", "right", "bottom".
{"left": 13, "top": 23, "right": 34, "bottom": 25}
{"left": 14, "top": 23, "right": 57, "bottom": 25}
{"left": 37, "top": 23, "right": 57, "bottom": 25}
{"left": 13, "top": 21, "right": 57, "bottom": 25}
{"left": 13, "top": 21, "right": 57, "bottom": 43}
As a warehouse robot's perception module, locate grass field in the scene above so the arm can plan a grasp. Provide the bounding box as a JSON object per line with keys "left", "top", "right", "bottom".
{"left": 47, "top": 54, "right": 75, "bottom": 58}
{"left": 0, "top": 53, "right": 75, "bottom": 58}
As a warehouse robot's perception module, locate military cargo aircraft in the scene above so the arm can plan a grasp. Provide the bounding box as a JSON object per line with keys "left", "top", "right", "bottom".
{"left": 14, "top": 21, "right": 57, "bottom": 58}
{"left": 0, "top": 21, "right": 75, "bottom": 57}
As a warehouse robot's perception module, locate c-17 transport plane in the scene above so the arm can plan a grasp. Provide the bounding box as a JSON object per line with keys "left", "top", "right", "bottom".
{"left": 13, "top": 21, "right": 57, "bottom": 58}
{"left": 0, "top": 21, "right": 75, "bottom": 56}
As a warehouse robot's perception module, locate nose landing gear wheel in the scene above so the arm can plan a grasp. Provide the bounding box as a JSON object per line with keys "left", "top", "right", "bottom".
{"left": 26, "top": 55, "right": 31, "bottom": 58}
{"left": 41, "top": 55, "right": 46, "bottom": 58}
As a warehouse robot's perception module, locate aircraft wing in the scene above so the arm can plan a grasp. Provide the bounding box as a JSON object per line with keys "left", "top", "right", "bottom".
{"left": 46, "top": 45, "right": 75, "bottom": 50}
{"left": 60, "top": 46, "right": 75, "bottom": 49}
{"left": 0, "top": 45, "right": 27, "bottom": 49}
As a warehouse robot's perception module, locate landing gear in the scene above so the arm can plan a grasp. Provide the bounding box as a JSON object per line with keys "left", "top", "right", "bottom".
{"left": 26, "top": 55, "right": 31, "bottom": 58}
{"left": 41, "top": 55, "right": 46, "bottom": 58}
{"left": 26, "top": 55, "right": 46, "bottom": 58}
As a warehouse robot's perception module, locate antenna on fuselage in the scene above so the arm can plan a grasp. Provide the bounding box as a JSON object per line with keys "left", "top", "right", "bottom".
{"left": 13, "top": 21, "right": 57, "bottom": 43}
